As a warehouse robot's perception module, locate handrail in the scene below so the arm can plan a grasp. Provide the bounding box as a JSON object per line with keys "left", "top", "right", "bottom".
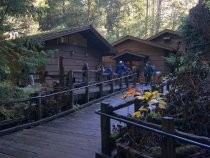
{"left": 0, "top": 73, "right": 137, "bottom": 105}
{"left": 95, "top": 109, "right": 210, "bottom": 150}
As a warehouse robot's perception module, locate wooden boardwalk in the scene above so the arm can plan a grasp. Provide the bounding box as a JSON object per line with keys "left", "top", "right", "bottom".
{"left": 0, "top": 85, "right": 147, "bottom": 158}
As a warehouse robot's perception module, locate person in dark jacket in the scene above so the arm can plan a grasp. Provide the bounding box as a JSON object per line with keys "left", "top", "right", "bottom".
{"left": 144, "top": 62, "right": 153, "bottom": 85}
{"left": 82, "top": 63, "right": 89, "bottom": 82}
{"left": 105, "top": 65, "right": 113, "bottom": 80}
{"left": 116, "top": 61, "right": 126, "bottom": 77}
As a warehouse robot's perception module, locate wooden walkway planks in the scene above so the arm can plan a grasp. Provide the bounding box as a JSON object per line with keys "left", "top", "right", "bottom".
{"left": 0, "top": 85, "right": 145, "bottom": 158}
{"left": 0, "top": 102, "right": 102, "bottom": 158}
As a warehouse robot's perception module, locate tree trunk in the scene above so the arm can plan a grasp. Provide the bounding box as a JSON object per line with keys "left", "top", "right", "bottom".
{"left": 62, "top": 0, "right": 66, "bottom": 23}
{"left": 151, "top": 0, "right": 155, "bottom": 35}
{"left": 145, "top": 0, "right": 149, "bottom": 38}
{"left": 156, "top": 0, "right": 162, "bottom": 33}
{"left": 87, "top": 0, "right": 91, "bottom": 23}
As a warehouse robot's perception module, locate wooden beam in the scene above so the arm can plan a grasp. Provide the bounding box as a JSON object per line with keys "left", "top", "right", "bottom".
{"left": 58, "top": 56, "right": 65, "bottom": 86}
{"left": 101, "top": 102, "right": 111, "bottom": 156}
{"left": 161, "top": 117, "right": 175, "bottom": 158}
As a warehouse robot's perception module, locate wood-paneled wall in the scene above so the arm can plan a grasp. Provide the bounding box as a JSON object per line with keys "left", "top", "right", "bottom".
{"left": 150, "top": 33, "right": 184, "bottom": 52}
{"left": 103, "top": 40, "right": 169, "bottom": 73}
{"left": 45, "top": 37, "right": 102, "bottom": 75}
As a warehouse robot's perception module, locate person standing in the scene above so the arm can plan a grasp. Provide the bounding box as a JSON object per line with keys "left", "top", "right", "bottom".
{"left": 144, "top": 62, "right": 153, "bottom": 85}
{"left": 105, "top": 65, "right": 113, "bottom": 80}
{"left": 82, "top": 63, "right": 89, "bottom": 83}
{"left": 116, "top": 61, "right": 126, "bottom": 77}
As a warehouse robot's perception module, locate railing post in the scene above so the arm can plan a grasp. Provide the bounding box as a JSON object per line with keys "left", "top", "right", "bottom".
{"left": 85, "top": 69, "right": 89, "bottom": 103}
{"left": 134, "top": 99, "right": 141, "bottom": 112}
{"left": 110, "top": 74, "right": 114, "bottom": 93}
{"left": 125, "top": 74, "right": 129, "bottom": 88}
{"left": 166, "top": 81, "right": 170, "bottom": 92}
{"left": 119, "top": 74, "right": 123, "bottom": 90}
{"left": 101, "top": 102, "right": 111, "bottom": 156}
{"left": 37, "top": 92, "right": 42, "bottom": 120}
{"left": 133, "top": 73, "right": 136, "bottom": 87}
{"left": 99, "top": 69, "right": 103, "bottom": 97}
{"left": 161, "top": 117, "right": 175, "bottom": 158}
{"left": 58, "top": 56, "right": 64, "bottom": 86}
{"left": 68, "top": 70, "right": 74, "bottom": 109}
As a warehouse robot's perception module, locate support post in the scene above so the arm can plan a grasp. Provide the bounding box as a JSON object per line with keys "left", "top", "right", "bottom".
{"left": 133, "top": 73, "right": 136, "bottom": 87}
{"left": 125, "top": 75, "right": 129, "bottom": 88}
{"left": 166, "top": 81, "right": 170, "bottom": 92}
{"left": 110, "top": 74, "right": 114, "bottom": 93}
{"left": 99, "top": 69, "right": 103, "bottom": 97}
{"left": 134, "top": 99, "right": 141, "bottom": 112}
{"left": 68, "top": 70, "right": 74, "bottom": 109}
{"left": 119, "top": 74, "right": 122, "bottom": 90}
{"left": 58, "top": 56, "right": 64, "bottom": 86}
{"left": 161, "top": 117, "right": 175, "bottom": 158}
{"left": 37, "top": 92, "right": 42, "bottom": 120}
{"left": 101, "top": 102, "right": 111, "bottom": 156}
{"left": 85, "top": 69, "right": 89, "bottom": 103}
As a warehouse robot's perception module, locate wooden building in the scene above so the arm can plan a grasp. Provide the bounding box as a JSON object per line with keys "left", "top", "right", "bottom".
{"left": 39, "top": 25, "right": 114, "bottom": 83}
{"left": 147, "top": 29, "right": 183, "bottom": 52}
{"left": 103, "top": 35, "right": 174, "bottom": 74}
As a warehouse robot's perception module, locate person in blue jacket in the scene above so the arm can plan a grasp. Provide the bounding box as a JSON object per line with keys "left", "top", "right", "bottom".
{"left": 116, "top": 61, "right": 126, "bottom": 77}
{"left": 105, "top": 65, "right": 113, "bottom": 80}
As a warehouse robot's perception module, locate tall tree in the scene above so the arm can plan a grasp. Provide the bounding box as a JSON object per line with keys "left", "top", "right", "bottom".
{"left": 156, "top": 0, "right": 162, "bottom": 33}
{"left": 145, "top": 0, "right": 149, "bottom": 38}
{"left": 0, "top": 0, "right": 35, "bottom": 38}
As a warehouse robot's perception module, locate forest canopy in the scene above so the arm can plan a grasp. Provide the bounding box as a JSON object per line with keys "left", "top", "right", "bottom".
{"left": 0, "top": 0, "right": 199, "bottom": 42}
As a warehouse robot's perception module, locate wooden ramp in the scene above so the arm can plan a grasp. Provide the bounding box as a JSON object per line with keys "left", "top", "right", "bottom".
{"left": 0, "top": 103, "right": 101, "bottom": 158}
{"left": 0, "top": 85, "right": 147, "bottom": 158}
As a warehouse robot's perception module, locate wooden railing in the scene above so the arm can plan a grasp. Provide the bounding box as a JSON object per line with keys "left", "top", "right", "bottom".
{"left": 0, "top": 73, "right": 137, "bottom": 135}
{"left": 95, "top": 99, "right": 210, "bottom": 158}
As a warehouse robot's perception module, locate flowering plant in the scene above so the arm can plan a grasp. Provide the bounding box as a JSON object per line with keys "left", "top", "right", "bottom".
{"left": 133, "top": 91, "right": 167, "bottom": 119}
{"left": 120, "top": 87, "right": 167, "bottom": 119}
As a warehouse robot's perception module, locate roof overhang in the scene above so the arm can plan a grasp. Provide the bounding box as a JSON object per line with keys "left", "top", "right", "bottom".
{"left": 147, "top": 29, "right": 180, "bottom": 41}
{"left": 113, "top": 50, "right": 148, "bottom": 61}
{"left": 112, "top": 35, "right": 174, "bottom": 52}
{"left": 41, "top": 25, "right": 115, "bottom": 56}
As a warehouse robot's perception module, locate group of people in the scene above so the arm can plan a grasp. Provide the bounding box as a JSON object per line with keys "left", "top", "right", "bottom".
{"left": 82, "top": 61, "right": 154, "bottom": 85}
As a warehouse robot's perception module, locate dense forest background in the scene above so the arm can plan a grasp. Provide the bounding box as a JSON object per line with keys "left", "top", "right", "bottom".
{"left": 0, "top": 0, "right": 200, "bottom": 42}
{"left": 0, "top": 0, "right": 209, "bottom": 92}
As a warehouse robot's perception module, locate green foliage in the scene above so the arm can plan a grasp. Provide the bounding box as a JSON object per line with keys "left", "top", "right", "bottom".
{"left": 0, "top": 0, "right": 35, "bottom": 38}
{"left": 0, "top": 81, "right": 42, "bottom": 100}
{"left": 34, "top": 0, "right": 198, "bottom": 39}
{"left": 164, "top": 53, "right": 176, "bottom": 65}
{"left": 0, "top": 36, "right": 54, "bottom": 82}
{"left": 0, "top": 81, "right": 42, "bottom": 120}
{"left": 165, "top": 2, "right": 210, "bottom": 136}
{"left": 177, "top": 2, "right": 210, "bottom": 74}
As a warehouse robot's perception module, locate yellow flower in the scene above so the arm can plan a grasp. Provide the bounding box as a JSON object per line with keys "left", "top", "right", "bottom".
{"left": 135, "top": 91, "right": 141, "bottom": 96}
{"left": 144, "top": 92, "right": 152, "bottom": 98}
{"left": 126, "top": 91, "right": 133, "bottom": 96}
{"left": 121, "top": 93, "right": 127, "bottom": 99}
{"left": 148, "top": 99, "right": 158, "bottom": 105}
{"left": 132, "top": 111, "right": 141, "bottom": 118}
{"left": 138, "top": 107, "right": 148, "bottom": 113}
{"left": 136, "top": 96, "right": 145, "bottom": 100}
{"left": 151, "top": 91, "right": 158, "bottom": 99}
{"left": 132, "top": 108, "right": 148, "bottom": 118}
{"left": 158, "top": 100, "right": 167, "bottom": 109}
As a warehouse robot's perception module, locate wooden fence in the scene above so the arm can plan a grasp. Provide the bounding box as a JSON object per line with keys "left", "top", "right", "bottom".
{"left": 0, "top": 72, "right": 137, "bottom": 135}
{"left": 95, "top": 99, "right": 210, "bottom": 158}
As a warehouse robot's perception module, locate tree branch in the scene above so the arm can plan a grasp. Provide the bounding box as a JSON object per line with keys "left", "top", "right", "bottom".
{"left": 0, "top": 2, "right": 10, "bottom": 26}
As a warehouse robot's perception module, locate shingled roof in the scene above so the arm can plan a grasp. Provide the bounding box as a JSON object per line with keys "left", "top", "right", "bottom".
{"left": 40, "top": 25, "right": 115, "bottom": 55}
{"left": 112, "top": 35, "right": 174, "bottom": 51}
{"left": 147, "top": 29, "right": 180, "bottom": 41}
